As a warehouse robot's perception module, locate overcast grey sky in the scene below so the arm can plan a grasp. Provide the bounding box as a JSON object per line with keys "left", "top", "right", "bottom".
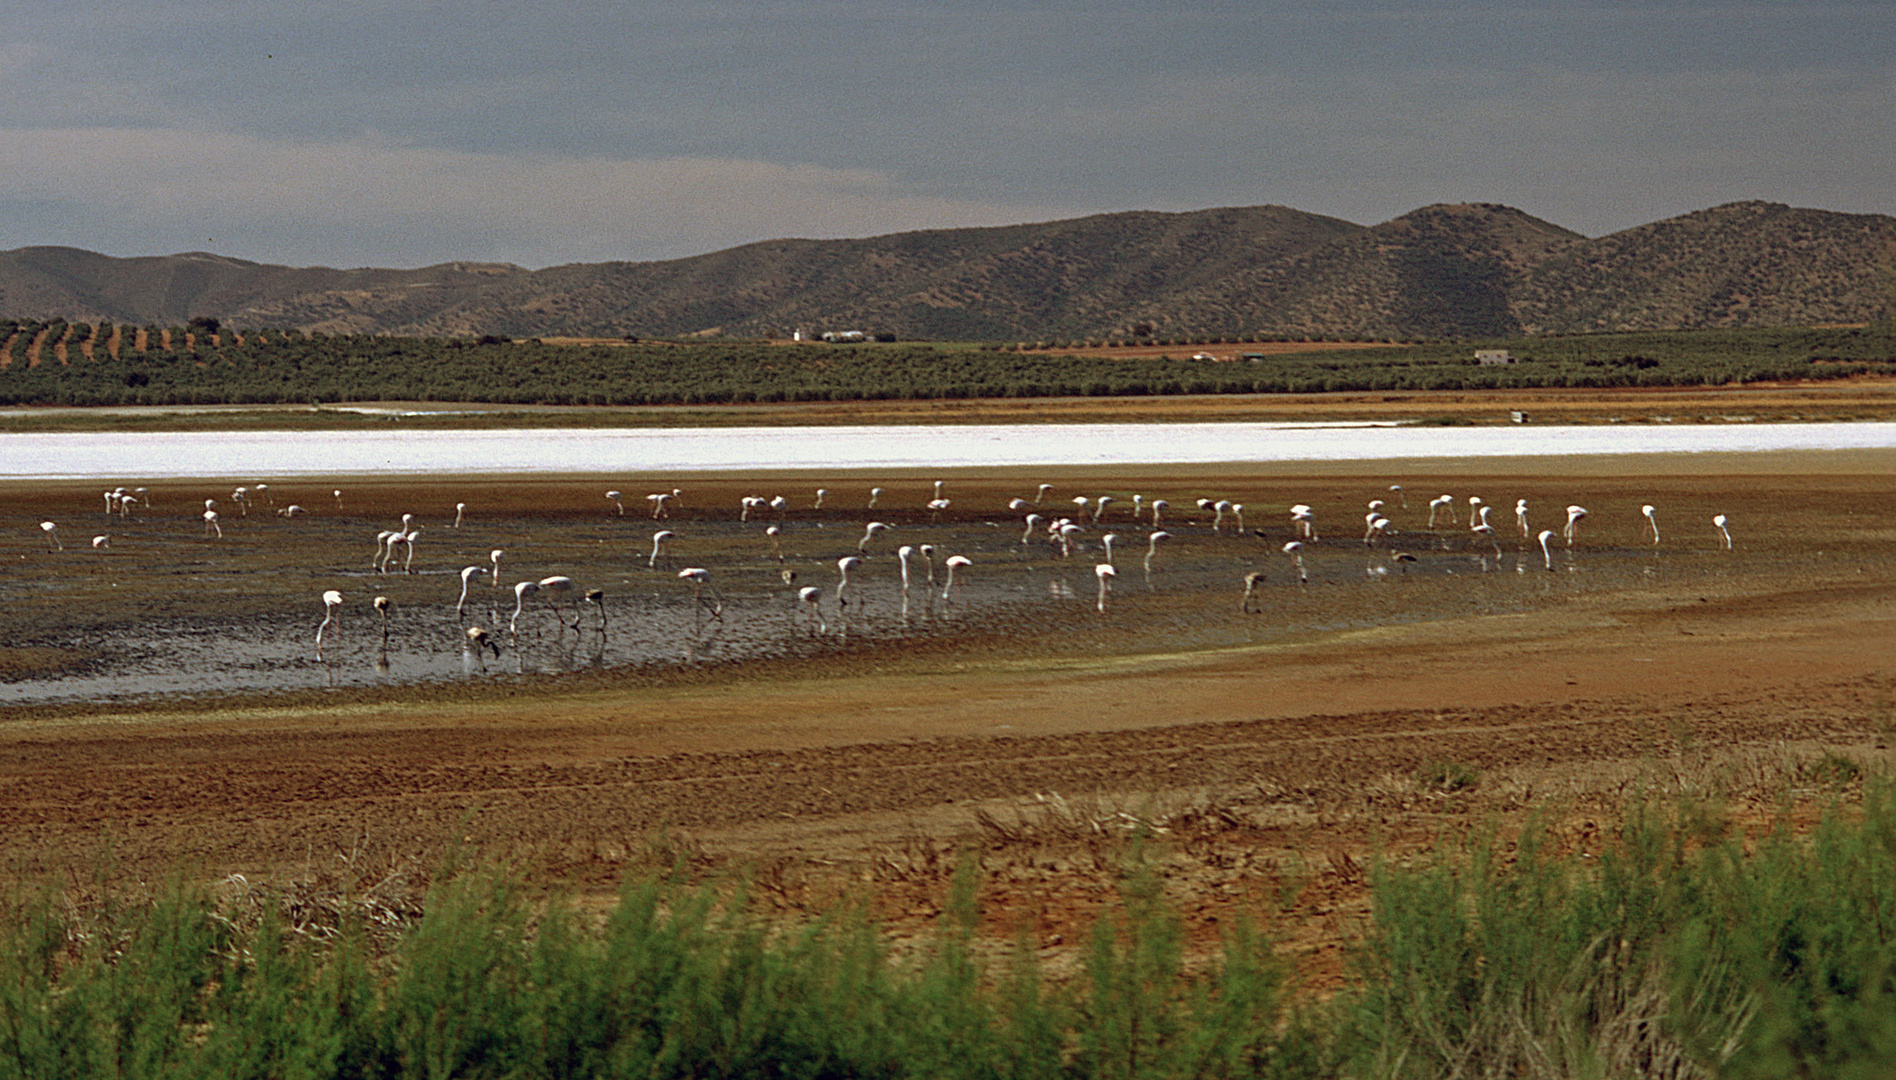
{"left": 1, "top": 1, "right": 1888, "bottom": 269}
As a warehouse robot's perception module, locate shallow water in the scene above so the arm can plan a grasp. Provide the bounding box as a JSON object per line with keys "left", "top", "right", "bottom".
{"left": 0, "top": 480, "right": 1861, "bottom": 708}
{"left": 5, "top": 421, "right": 1896, "bottom": 479}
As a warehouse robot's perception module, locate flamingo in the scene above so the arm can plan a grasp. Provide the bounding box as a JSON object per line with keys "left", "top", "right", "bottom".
{"left": 1283, "top": 541, "right": 1307, "bottom": 584}
{"left": 508, "top": 581, "right": 540, "bottom": 637}
{"left": 1467, "top": 496, "right": 1483, "bottom": 526}
{"left": 1389, "top": 484, "right": 1407, "bottom": 510}
{"left": 585, "top": 588, "right": 607, "bottom": 631}
{"left": 1131, "top": 494, "right": 1145, "bottom": 520}
{"left": 454, "top": 501, "right": 466, "bottom": 527}
{"left": 1150, "top": 499, "right": 1168, "bottom": 527}
{"left": 858, "top": 521, "right": 889, "bottom": 555}
{"left": 203, "top": 510, "right": 222, "bottom": 539}
{"left": 373, "top": 595, "right": 391, "bottom": 644}
{"left": 798, "top": 586, "right": 827, "bottom": 634}
{"left": 1365, "top": 513, "right": 1389, "bottom": 546}
{"left": 941, "top": 555, "right": 972, "bottom": 603}
{"left": 606, "top": 490, "right": 624, "bottom": 516}
{"left": 489, "top": 549, "right": 505, "bottom": 586}
{"left": 1101, "top": 533, "right": 1120, "bottom": 567}
{"left": 1094, "top": 564, "right": 1116, "bottom": 612}
{"left": 117, "top": 495, "right": 138, "bottom": 519}
{"left": 333, "top": 489, "right": 343, "bottom": 510}
{"left": 1290, "top": 504, "right": 1316, "bottom": 540}
{"left": 649, "top": 530, "right": 675, "bottom": 569}
{"left": 813, "top": 487, "right": 827, "bottom": 510}
{"left": 1538, "top": 529, "right": 1557, "bottom": 570}
{"left": 372, "top": 530, "right": 397, "bottom": 571}
{"left": 1516, "top": 499, "right": 1530, "bottom": 539}
{"left": 897, "top": 545, "right": 914, "bottom": 596}
{"left": 91, "top": 535, "right": 110, "bottom": 551}
{"left": 1713, "top": 513, "right": 1732, "bottom": 549}
{"left": 387, "top": 527, "right": 420, "bottom": 574}
{"left": 1056, "top": 521, "right": 1084, "bottom": 558}
{"left": 38, "top": 521, "right": 60, "bottom": 552}
{"left": 1035, "top": 483, "right": 1053, "bottom": 504}
{"left": 1021, "top": 513, "right": 1044, "bottom": 545}
{"left": 919, "top": 544, "right": 938, "bottom": 587}
{"left": 1392, "top": 551, "right": 1418, "bottom": 574}
{"left": 765, "top": 525, "right": 784, "bottom": 563}
{"left": 538, "top": 575, "right": 581, "bottom": 630}
{"left": 1427, "top": 495, "right": 1454, "bottom": 528}
{"left": 836, "top": 555, "right": 862, "bottom": 608}
{"left": 1144, "top": 531, "right": 1170, "bottom": 576}
{"left": 927, "top": 498, "right": 951, "bottom": 522}
{"left": 255, "top": 483, "right": 272, "bottom": 509}
{"left": 677, "top": 567, "right": 723, "bottom": 620}
{"left": 1564, "top": 505, "right": 1588, "bottom": 547}
{"left": 1240, "top": 571, "right": 1267, "bottom": 613}
{"left": 315, "top": 590, "right": 343, "bottom": 659}
{"left": 868, "top": 486, "right": 883, "bottom": 509}
{"left": 1008, "top": 498, "right": 1031, "bottom": 513}
{"left": 456, "top": 566, "right": 484, "bottom": 618}
{"left": 770, "top": 495, "right": 789, "bottom": 521}
{"left": 464, "top": 626, "right": 501, "bottom": 670}
{"left": 1231, "top": 503, "right": 1246, "bottom": 532}
{"left": 1641, "top": 504, "right": 1660, "bottom": 545}
{"left": 739, "top": 496, "right": 763, "bottom": 522}
{"left": 280, "top": 504, "right": 305, "bottom": 518}
{"left": 648, "top": 489, "right": 679, "bottom": 518}
{"left": 933, "top": 480, "right": 946, "bottom": 504}
{"left": 1472, "top": 523, "right": 1502, "bottom": 559}
{"left": 1093, "top": 496, "right": 1114, "bottom": 524}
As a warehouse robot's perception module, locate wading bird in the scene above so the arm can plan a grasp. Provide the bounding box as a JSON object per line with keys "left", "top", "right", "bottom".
{"left": 941, "top": 555, "right": 972, "bottom": 603}
{"left": 456, "top": 566, "right": 484, "bottom": 618}
{"left": 677, "top": 567, "right": 723, "bottom": 620}
{"left": 858, "top": 521, "right": 889, "bottom": 555}
{"left": 1516, "top": 499, "right": 1530, "bottom": 539}
{"left": 373, "top": 596, "right": 391, "bottom": 643}
{"left": 1094, "top": 563, "right": 1116, "bottom": 612}
{"left": 1713, "top": 513, "right": 1733, "bottom": 549}
{"left": 1036, "top": 483, "right": 1053, "bottom": 504}
{"left": 538, "top": 575, "right": 581, "bottom": 630}
{"left": 489, "top": 549, "right": 505, "bottom": 586}
{"left": 585, "top": 588, "right": 607, "bottom": 631}
{"left": 39, "top": 521, "right": 60, "bottom": 552}
{"left": 1093, "top": 496, "right": 1114, "bottom": 523}
{"left": 1641, "top": 504, "right": 1660, "bottom": 545}
{"left": 919, "top": 544, "right": 938, "bottom": 586}
{"left": 1565, "top": 505, "right": 1588, "bottom": 547}
{"left": 649, "top": 530, "right": 675, "bottom": 569}
{"left": 1389, "top": 484, "right": 1407, "bottom": 509}
{"left": 203, "top": 510, "right": 222, "bottom": 539}
{"left": 765, "top": 525, "right": 784, "bottom": 563}
{"left": 508, "top": 581, "right": 540, "bottom": 637}
{"left": 1427, "top": 495, "right": 1454, "bottom": 528}
{"left": 927, "top": 498, "right": 951, "bottom": 522}
{"left": 836, "top": 555, "right": 862, "bottom": 608}
{"left": 91, "top": 535, "right": 109, "bottom": 551}
{"left": 1021, "top": 513, "right": 1044, "bottom": 546}
{"left": 799, "top": 586, "right": 826, "bottom": 634}
{"left": 897, "top": 545, "right": 914, "bottom": 596}
{"left": 1241, "top": 571, "right": 1267, "bottom": 613}
{"left": 1101, "top": 533, "right": 1120, "bottom": 567}
{"left": 464, "top": 626, "right": 501, "bottom": 670}
{"left": 813, "top": 488, "right": 827, "bottom": 510}
{"left": 1290, "top": 504, "right": 1316, "bottom": 540}
{"left": 1213, "top": 500, "right": 1233, "bottom": 533}
{"left": 1144, "top": 531, "right": 1170, "bottom": 576}
{"left": 315, "top": 590, "right": 343, "bottom": 659}
{"left": 1150, "top": 499, "right": 1168, "bottom": 527}
{"left": 606, "top": 490, "right": 624, "bottom": 516}
{"left": 648, "top": 489, "right": 678, "bottom": 518}
{"left": 868, "top": 486, "right": 883, "bottom": 509}
{"left": 454, "top": 502, "right": 466, "bottom": 527}
{"left": 1539, "top": 529, "right": 1557, "bottom": 571}
{"left": 1283, "top": 541, "right": 1307, "bottom": 584}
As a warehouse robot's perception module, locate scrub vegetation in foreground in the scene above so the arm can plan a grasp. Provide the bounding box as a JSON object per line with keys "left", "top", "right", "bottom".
{"left": 8, "top": 772, "right": 1896, "bottom": 1079}
{"left": 0, "top": 320, "right": 1893, "bottom": 408}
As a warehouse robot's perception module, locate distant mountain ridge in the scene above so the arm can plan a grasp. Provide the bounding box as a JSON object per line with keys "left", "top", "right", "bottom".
{"left": 0, "top": 201, "right": 1889, "bottom": 340}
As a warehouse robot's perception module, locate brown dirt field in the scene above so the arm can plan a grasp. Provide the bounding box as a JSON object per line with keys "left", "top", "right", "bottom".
{"left": 1, "top": 398, "right": 1893, "bottom": 986}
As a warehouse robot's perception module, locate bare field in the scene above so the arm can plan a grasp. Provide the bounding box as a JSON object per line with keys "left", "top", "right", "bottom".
{"left": 1, "top": 394, "right": 1894, "bottom": 985}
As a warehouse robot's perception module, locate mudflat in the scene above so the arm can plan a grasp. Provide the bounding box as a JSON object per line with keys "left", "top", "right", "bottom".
{"left": 1, "top": 389, "right": 1891, "bottom": 980}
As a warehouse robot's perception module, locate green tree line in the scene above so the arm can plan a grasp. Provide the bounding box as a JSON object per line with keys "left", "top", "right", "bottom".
{"left": 0, "top": 321, "right": 1890, "bottom": 406}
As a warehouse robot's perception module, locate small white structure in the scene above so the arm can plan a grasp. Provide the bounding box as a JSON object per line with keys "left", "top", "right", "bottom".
{"left": 822, "top": 330, "right": 868, "bottom": 343}
{"left": 1474, "top": 349, "right": 1515, "bottom": 365}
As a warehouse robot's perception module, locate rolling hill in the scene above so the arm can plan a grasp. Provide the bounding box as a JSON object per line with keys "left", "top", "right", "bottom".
{"left": 0, "top": 201, "right": 1888, "bottom": 341}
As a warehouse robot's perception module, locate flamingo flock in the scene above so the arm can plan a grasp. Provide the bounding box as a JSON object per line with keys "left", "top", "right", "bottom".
{"left": 15, "top": 475, "right": 1750, "bottom": 686}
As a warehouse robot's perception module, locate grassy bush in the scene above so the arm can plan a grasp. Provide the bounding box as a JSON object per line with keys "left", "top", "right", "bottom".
{"left": 11, "top": 781, "right": 1896, "bottom": 1076}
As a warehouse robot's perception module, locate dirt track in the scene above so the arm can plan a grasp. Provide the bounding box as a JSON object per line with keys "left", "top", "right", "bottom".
{"left": 1, "top": 400, "right": 1892, "bottom": 980}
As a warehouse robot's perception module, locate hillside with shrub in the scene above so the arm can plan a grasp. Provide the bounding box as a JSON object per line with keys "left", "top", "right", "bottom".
{"left": 0, "top": 201, "right": 1889, "bottom": 343}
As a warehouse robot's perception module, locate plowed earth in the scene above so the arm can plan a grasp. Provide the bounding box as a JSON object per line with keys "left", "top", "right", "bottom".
{"left": 0, "top": 430, "right": 1892, "bottom": 985}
